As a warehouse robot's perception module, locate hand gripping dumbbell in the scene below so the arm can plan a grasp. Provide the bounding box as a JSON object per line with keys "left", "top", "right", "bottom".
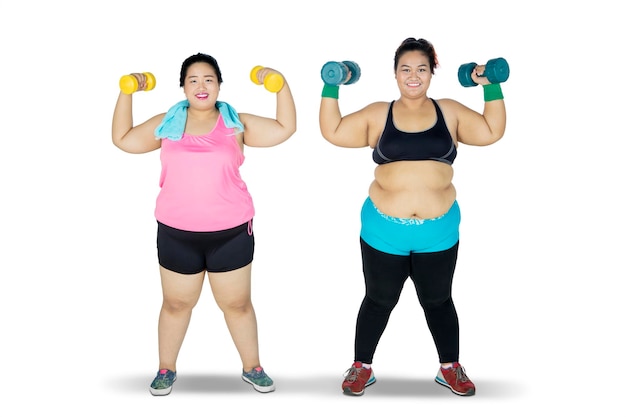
{"left": 250, "top": 65, "right": 284, "bottom": 93}
{"left": 457, "top": 57, "right": 509, "bottom": 87}
{"left": 321, "top": 61, "right": 361, "bottom": 85}
{"left": 119, "top": 72, "right": 156, "bottom": 94}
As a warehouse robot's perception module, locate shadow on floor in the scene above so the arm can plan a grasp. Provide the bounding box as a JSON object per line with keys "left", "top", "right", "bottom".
{"left": 106, "top": 373, "right": 524, "bottom": 398}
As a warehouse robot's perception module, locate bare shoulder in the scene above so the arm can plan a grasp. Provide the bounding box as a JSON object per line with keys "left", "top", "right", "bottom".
{"left": 361, "top": 101, "right": 390, "bottom": 116}
{"left": 238, "top": 112, "right": 252, "bottom": 122}
{"left": 360, "top": 101, "right": 390, "bottom": 148}
{"left": 433, "top": 98, "right": 476, "bottom": 122}
{"left": 357, "top": 101, "right": 390, "bottom": 129}
{"left": 434, "top": 98, "right": 465, "bottom": 112}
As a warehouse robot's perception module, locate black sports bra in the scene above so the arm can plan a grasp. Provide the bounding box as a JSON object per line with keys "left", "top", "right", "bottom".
{"left": 373, "top": 99, "right": 457, "bottom": 165}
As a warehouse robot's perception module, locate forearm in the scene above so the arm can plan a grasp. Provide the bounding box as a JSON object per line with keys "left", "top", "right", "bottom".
{"left": 112, "top": 92, "right": 133, "bottom": 148}
{"left": 275, "top": 81, "right": 297, "bottom": 135}
{"left": 482, "top": 92, "right": 506, "bottom": 140}
{"left": 319, "top": 97, "right": 342, "bottom": 140}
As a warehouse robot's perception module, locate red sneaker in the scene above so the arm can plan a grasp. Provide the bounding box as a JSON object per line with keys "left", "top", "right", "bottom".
{"left": 435, "top": 362, "right": 476, "bottom": 396}
{"left": 342, "top": 361, "right": 376, "bottom": 396}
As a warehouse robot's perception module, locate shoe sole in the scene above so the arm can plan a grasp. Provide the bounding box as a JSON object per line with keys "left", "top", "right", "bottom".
{"left": 342, "top": 377, "right": 376, "bottom": 396}
{"left": 434, "top": 376, "right": 475, "bottom": 396}
{"left": 241, "top": 375, "right": 276, "bottom": 393}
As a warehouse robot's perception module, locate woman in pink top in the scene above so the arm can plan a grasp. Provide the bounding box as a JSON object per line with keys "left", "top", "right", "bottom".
{"left": 112, "top": 53, "right": 296, "bottom": 396}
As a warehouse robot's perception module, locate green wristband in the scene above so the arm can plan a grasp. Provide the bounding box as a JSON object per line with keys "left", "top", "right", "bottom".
{"left": 483, "top": 83, "right": 504, "bottom": 101}
{"left": 322, "top": 84, "right": 339, "bottom": 99}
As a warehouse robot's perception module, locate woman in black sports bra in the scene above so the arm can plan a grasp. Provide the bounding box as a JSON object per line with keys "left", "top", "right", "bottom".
{"left": 319, "top": 38, "right": 506, "bottom": 397}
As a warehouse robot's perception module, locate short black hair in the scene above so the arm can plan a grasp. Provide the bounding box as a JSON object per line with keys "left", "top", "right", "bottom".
{"left": 179, "top": 53, "right": 223, "bottom": 87}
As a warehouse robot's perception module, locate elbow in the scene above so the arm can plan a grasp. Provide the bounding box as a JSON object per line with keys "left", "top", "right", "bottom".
{"left": 112, "top": 128, "right": 127, "bottom": 150}
{"left": 279, "top": 123, "right": 297, "bottom": 142}
{"left": 278, "top": 117, "right": 297, "bottom": 138}
{"left": 288, "top": 122, "right": 297, "bottom": 138}
{"left": 481, "top": 122, "right": 506, "bottom": 146}
{"left": 483, "top": 132, "right": 505, "bottom": 146}
{"left": 319, "top": 126, "right": 335, "bottom": 143}
{"left": 319, "top": 131, "right": 333, "bottom": 145}
{"left": 111, "top": 136, "right": 134, "bottom": 153}
{"left": 112, "top": 136, "right": 123, "bottom": 150}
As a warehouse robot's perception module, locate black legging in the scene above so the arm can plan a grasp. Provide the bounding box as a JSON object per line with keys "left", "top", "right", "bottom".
{"left": 355, "top": 238, "right": 460, "bottom": 364}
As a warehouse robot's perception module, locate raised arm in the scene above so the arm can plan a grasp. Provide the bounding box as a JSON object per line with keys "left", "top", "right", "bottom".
{"left": 453, "top": 99, "right": 506, "bottom": 147}
{"left": 320, "top": 96, "right": 384, "bottom": 148}
{"left": 239, "top": 68, "right": 297, "bottom": 148}
{"left": 318, "top": 60, "right": 384, "bottom": 149}
{"left": 112, "top": 73, "right": 163, "bottom": 154}
{"left": 455, "top": 63, "right": 507, "bottom": 146}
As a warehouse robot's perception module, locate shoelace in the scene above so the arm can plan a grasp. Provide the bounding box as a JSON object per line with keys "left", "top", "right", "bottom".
{"left": 454, "top": 366, "right": 469, "bottom": 382}
{"left": 343, "top": 366, "right": 361, "bottom": 382}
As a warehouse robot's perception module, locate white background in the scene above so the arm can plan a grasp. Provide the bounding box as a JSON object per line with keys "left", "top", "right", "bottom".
{"left": 1, "top": 0, "right": 623, "bottom": 415}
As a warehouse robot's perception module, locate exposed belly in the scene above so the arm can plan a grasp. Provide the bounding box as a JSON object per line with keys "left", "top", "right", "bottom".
{"left": 369, "top": 160, "right": 456, "bottom": 219}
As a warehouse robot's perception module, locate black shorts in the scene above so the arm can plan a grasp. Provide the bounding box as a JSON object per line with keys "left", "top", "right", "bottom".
{"left": 157, "top": 220, "right": 254, "bottom": 274}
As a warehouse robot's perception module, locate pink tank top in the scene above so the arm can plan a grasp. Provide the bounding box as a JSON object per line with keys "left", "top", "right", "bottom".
{"left": 155, "top": 115, "right": 254, "bottom": 232}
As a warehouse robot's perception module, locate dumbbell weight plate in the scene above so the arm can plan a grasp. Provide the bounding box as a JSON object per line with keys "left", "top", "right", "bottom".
{"left": 250, "top": 65, "right": 264, "bottom": 85}
{"left": 484, "top": 58, "right": 509, "bottom": 84}
{"left": 144, "top": 72, "right": 156, "bottom": 91}
{"left": 119, "top": 75, "right": 139, "bottom": 95}
{"left": 321, "top": 61, "right": 349, "bottom": 85}
{"left": 264, "top": 73, "right": 284, "bottom": 93}
{"left": 457, "top": 62, "right": 478, "bottom": 87}
{"left": 342, "top": 61, "right": 361, "bottom": 85}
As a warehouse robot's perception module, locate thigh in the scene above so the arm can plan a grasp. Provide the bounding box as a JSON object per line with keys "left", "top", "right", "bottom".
{"left": 206, "top": 222, "right": 254, "bottom": 273}
{"left": 157, "top": 221, "right": 207, "bottom": 274}
{"left": 410, "top": 242, "right": 459, "bottom": 304}
{"left": 360, "top": 238, "right": 410, "bottom": 305}
{"left": 159, "top": 266, "right": 205, "bottom": 305}
{"left": 207, "top": 263, "right": 252, "bottom": 308}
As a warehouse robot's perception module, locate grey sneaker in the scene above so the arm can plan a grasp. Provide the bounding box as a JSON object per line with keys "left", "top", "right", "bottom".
{"left": 241, "top": 366, "right": 275, "bottom": 393}
{"left": 149, "top": 369, "right": 177, "bottom": 396}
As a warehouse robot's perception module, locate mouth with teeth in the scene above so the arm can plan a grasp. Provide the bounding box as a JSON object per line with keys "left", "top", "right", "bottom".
{"left": 196, "top": 93, "right": 208, "bottom": 99}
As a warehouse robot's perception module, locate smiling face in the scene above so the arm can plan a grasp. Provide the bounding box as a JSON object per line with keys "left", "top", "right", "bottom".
{"left": 395, "top": 50, "right": 432, "bottom": 96}
{"left": 183, "top": 62, "right": 220, "bottom": 109}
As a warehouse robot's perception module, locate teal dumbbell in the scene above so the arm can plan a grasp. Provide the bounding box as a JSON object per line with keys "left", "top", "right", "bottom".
{"left": 321, "top": 60, "right": 361, "bottom": 85}
{"left": 458, "top": 57, "right": 509, "bottom": 87}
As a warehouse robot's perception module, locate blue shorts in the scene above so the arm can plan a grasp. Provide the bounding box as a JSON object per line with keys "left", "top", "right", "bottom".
{"left": 360, "top": 197, "right": 460, "bottom": 255}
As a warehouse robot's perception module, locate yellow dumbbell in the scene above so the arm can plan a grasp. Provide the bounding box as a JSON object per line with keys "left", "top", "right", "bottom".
{"left": 250, "top": 65, "right": 284, "bottom": 93}
{"left": 119, "top": 72, "right": 156, "bottom": 94}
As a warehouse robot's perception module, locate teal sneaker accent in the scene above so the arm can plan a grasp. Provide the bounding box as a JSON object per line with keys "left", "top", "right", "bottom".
{"left": 241, "top": 366, "right": 275, "bottom": 393}
{"left": 149, "top": 369, "right": 177, "bottom": 396}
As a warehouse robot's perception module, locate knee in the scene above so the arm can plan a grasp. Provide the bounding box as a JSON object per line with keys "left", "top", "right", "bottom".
{"left": 162, "top": 296, "right": 197, "bottom": 313}
{"left": 362, "top": 294, "right": 397, "bottom": 315}
{"left": 218, "top": 297, "right": 253, "bottom": 315}
{"left": 420, "top": 295, "right": 453, "bottom": 311}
